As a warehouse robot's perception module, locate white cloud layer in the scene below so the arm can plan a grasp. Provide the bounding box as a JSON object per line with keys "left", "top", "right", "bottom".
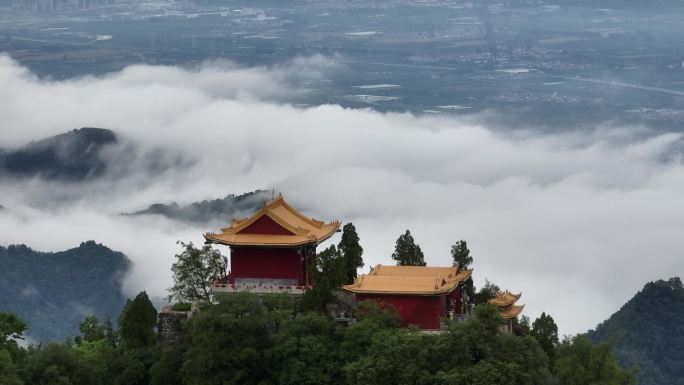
{"left": 1, "top": 54, "right": 683, "bottom": 335}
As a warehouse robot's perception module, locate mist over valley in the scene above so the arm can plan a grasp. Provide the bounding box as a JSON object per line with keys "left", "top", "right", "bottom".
{"left": 0, "top": 0, "right": 683, "bottom": 366}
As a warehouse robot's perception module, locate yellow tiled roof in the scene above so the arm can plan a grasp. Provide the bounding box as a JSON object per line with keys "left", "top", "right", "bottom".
{"left": 499, "top": 304, "right": 525, "bottom": 320}
{"left": 488, "top": 290, "right": 522, "bottom": 307}
{"left": 204, "top": 195, "right": 340, "bottom": 247}
{"left": 342, "top": 264, "right": 473, "bottom": 295}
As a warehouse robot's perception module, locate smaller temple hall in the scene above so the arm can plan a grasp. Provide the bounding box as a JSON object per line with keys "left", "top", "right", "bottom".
{"left": 488, "top": 290, "right": 525, "bottom": 333}
{"left": 341, "top": 265, "right": 473, "bottom": 330}
{"left": 205, "top": 195, "right": 340, "bottom": 295}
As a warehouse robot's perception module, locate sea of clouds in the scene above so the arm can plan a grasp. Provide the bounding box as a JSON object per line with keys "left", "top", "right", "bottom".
{"left": 1, "top": 54, "right": 683, "bottom": 335}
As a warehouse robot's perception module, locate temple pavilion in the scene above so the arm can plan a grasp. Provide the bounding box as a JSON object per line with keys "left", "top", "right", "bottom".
{"left": 341, "top": 265, "right": 473, "bottom": 330}
{"left": 205, "top": 195, "right": 340, "bottom": 295}
{"left": 488, "top": 290, "right": 525, "bottom": 333}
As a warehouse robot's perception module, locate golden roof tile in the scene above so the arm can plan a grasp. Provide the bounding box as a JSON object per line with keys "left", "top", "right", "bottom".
{"left": 342, "top": 264, "right": 473, "bottom": 295}
{"left": 499, "top": 304, "right": 525, "bottom": 320}
{"left": 204, "top": 195, "right": 340, "bottom": 247}
{"left": 488, "top": 290, "right": 522, "bottom": 307}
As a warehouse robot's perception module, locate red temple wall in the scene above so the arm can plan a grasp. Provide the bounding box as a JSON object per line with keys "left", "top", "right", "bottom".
{"left": 237, "top": 215, "right": 294, "bottom": 235}
{"left": 358, "top": 294, "right": 446, "bottom": 330}
{"left": 231, "top": 247, "right": 304, "bottom": 284}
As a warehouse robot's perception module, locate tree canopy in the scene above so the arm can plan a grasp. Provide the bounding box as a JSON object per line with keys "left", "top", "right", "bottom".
{"left": 473, "top": 279, "right": 500, "bottom": 305}
{"left": 338, "top": 223, "right": 364, "bottom": 285}
{"left": 120, "top": 291, "right": 157, "bottom": 349}
{"left": 168, "top": 242, "right": 227, "bottom": 303}
{"left": 451, "top": 240, "right": 473, "bottom": 270}
{"left": 391, "top": 230, "right": 426, "bottom": 266}
{"left": 450, "top": 240, "right": 475, "bottom": 302}
{"left": 555, "top": 335, "right": 635, "bottom": 385}
{"left": 0, "top": 313, "right": 27, "bottom": 347}
{"left": 531, "top": 312, "right": 559, "bottom": 367}
{"left": 302, "top": 245, "right": 347, "bottom": 312}
{"left": 0, "top": 294, "right": 636, "bottom": 385}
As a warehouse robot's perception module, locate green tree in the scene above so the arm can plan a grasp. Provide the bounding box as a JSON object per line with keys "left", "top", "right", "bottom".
{"left": 302, "top": 245, "right": 346, "bottom": 312}
{"left": 0, "top": 314, "right": 26, "bottom": 385}
{"left": 114, "top": 348, "right": 159, "bottom": 385}
{"left": 268, "top": 313, "right": 342, "bottom": 385}
{"left": 450, "top": 240, "right": 475, "bottom": 302}
{"left": 338, "top": 222, "right": 364, "bottom": 285}
{"left": 24, "top": 343, "right": 92, "bottom": 385}
{"left": 391, "top": 230, "right": 426, "bottom": 266}
{"left": 531, "top": 312, "right": 559, "bottom": 366}
{"left": 0, "top": 313, "right": 27, "bottom": 347}
{"left": 450, "top": 240, "right": 473, "bottom": 269}
{"left": 102, "top": 317, "right": 118, "bottom": 347}
{"left": 555, "top": 335, "right": 635, "bottom": 385}
{"left": 78, "top": 315, "right": 105, "bottom": 344}
{"left": 515, "top": 315, "right": 531, "bottom": 336}
{"left": 0, "top": 349, "right": 23, "bottom": 385}
{"left": 473, "top": 279, "right": 500, "bottom": 305}
{"left": 434, "top": 304, "right": 551, "bottom": 385}
{"left": 168, "top": 241, "right": 227, "bottom": 303}
{"left": 262, "top": 294, "right": 296, "bottom": 333}
{"left": 182, "top": 294, "right": 271, "bottom": 385}
{"left": 344, "top": 329, "right": 434, "bottom": 385}
{"left": 149, "top": 345, "right": 184, "bottom": 385}
{"left": 354, "top": 300, "right": 403, "bottom": 329}
{"left": 120, "top": 291, "right": 157, "bottom": 349}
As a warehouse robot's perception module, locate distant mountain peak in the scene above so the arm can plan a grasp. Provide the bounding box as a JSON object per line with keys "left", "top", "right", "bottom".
{"left": 22, "top": 127, "right": 116, "bottom": 150}
{"left": 651, "top": 277, "right": 683, "bottom": 290}
{"left": 124, "top": 190, "right": 271, "bottom": 224}
{"left": 78, "top": 240, "right": 114, "bottom": 251}
{"left": 0, "top": 127, "right": 118, "bottom": 181}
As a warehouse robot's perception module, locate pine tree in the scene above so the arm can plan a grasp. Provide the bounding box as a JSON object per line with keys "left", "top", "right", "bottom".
{"left": 531, "top": 312, "right": 559, "bottom": 366}
{"left": 302, "top": 245, "right": 346, "bottom": 311}
{"left": 391, "top": 230, "right": 426, "bottom": 266}
{"left": 120, "top": 291, "right": 157, "bottom": 349}
{"left": 451, "top": 240, "right": 473, "bottom": 270}
{"left": 338, "top": 222, "right": 364, "bottom": 284}
{"left": 451, "top": 240, "right": 475, "bottom": 302}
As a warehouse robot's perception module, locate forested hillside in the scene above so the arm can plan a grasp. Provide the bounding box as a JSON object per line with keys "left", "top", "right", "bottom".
{"left": 0, "top": 241, "right": 130, "bottom": 341}
{"left": 0, "top": 296, "right": 634, "bottom": 385}
{"left": 125, "top": 190, "right": 270, "bottom": 224}
{"left": 588, "top": 277, "right": 684, "bottom": 385}
{"left": 0, "top": 127, "right": 117, "bottom": 181}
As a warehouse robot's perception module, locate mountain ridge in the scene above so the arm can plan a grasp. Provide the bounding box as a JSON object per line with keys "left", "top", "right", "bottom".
{"left": 587, "top": 277, "right": 684, "bottom": 385}
{"left": 0, "top": 241, "right": 131, "bottom": 342}
{"left": 124, "top": 190, "right": 271, "bottom": 224}
{"left": 0, "top": 127, "right": 117, "bottom": 181}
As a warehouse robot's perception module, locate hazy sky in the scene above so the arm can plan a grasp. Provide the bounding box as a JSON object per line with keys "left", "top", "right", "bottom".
{"left": 1, "top": 54, "right": 683, "bottom": 335}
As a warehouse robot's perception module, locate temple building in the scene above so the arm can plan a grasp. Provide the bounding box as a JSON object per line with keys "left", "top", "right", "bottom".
{"left": 341, "top": 265, "right": 473, "bottom": 330}
{"left": 488, "top": 290, "right": 524, "bottom": 333}
{"left": 205, "top": 195, "right": 340, "bottom": 295}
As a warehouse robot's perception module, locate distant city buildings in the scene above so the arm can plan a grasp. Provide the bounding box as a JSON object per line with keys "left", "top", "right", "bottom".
{"left": 16, "top": 0, "right": 121, "bottom": 12}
